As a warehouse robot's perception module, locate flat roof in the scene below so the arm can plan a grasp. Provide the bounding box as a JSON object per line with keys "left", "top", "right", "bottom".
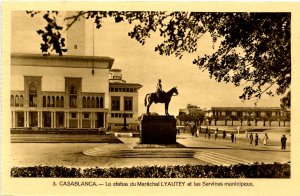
{"left": 11, "top": 53, "right": 114, "bottom": 69}
{"left": 109, "top": 82, "right": 143, "bottom": 89}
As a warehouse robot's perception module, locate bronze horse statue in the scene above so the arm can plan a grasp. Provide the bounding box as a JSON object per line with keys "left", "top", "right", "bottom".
{"left": 144, "top": 87, "right": 178, "bottom": 115}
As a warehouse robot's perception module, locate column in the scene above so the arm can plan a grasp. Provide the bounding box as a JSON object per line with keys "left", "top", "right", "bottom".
{"left": 40, "top": 112, "right": 43, "bottom": 128}
{"left": 24, "top": 111, "right": 26, "bottom": 127}
{"left": 25, "top": 111, "right": 29, "bottom": 127}
{"left": 64, "top": 112, "right": 67, "bottom": 128}
{"left": 37, "top": 112, "right": 40, "bottom": 127}
{"left": 53, "top": 112, "right": 56, "bottom": 128}
{"left": 66, "top": 112, "right": 69, "bottom": 128}
{"left": 77, "top": 112, "right": 80, "bottom": 128}
{"left": 50, "top": 112, "right": 53, "bottom": 128}
{"left": 104, "top": 113, "right": 107, "bottom": 128}
{"left": 90, "top": 112, "right": 93, "bottom": 128}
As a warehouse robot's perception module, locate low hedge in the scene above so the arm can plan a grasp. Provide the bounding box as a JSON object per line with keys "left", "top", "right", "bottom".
{"left": 11, "top": 163, "right": 290, "bottom": 178}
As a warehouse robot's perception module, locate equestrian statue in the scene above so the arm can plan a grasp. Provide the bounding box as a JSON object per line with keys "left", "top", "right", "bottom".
{"left": 144, "top": 79, "right": 178, "bottom": 116}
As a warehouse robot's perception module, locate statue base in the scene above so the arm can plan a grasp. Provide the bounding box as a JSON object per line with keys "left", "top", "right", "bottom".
{"left": 140, "top": 115, "right": 177, "bottom": 144}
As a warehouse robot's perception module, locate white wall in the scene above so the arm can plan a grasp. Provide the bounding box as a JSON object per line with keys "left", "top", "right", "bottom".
{"left": 11, "top": 65, "right": 110, "bottom": 108}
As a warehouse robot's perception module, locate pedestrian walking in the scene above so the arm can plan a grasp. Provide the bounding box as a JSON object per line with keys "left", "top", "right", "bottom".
{"left": 249, "top": 133, "right": 253, "bottom": 144}
{"left": 231, "top": 132, "right": 234, "bottom": 143}
{"left": 255, "top": 133, "right": 259, "bottom": 146}
{"left": 281, "top": 135, "right": 287, "bottom": 150}
{"left": 262, "top": 133, "right": 269, "bottom": 145}
{"left": 214, "top": 128, "right": 218, "bottom": 140}
{"left": 222, "top": 130, "right": 226, "bottom": 139}
{"left": 208, "top": 131, "right": 211, "bottom": 139}
{"left": 192, "top": 125, "right": 196, "bottom": 136}
{"left": 205, "top": 127, "right": 208, "bottom": 138}
{"left": 196, "top": 127, "right": 199, "bottom": 137}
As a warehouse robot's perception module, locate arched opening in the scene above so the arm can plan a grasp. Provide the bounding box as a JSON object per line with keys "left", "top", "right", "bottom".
{"left": 83, "top": 97, "right": 87, "bottom": 108}
{"left": 29, "top": 82, "right": 37, "bottom": 107}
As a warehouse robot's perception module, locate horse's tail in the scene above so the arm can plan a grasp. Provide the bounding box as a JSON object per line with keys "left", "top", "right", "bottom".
{"left": 144, "top": 94, "right": 150, "bottom": 106}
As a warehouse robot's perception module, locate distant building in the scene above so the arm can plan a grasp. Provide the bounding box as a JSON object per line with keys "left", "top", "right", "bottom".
{"left": 178, "top": 106, "right": 290, "bottom": 126}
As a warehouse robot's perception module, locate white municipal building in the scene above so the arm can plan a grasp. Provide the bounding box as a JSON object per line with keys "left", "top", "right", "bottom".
{"left": 10, "top": 12, "right": 142, "bottom": 130}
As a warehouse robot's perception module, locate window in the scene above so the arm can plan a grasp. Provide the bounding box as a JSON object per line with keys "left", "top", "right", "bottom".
{"left": 83, "top": 97, "right": 87, "bottom": 108}
{"left": 100, "top": 97, "right": 104, "bottom": 108}
{"left": 60, "top": 96, "right": 64, "bottom": 107}
{"left": 10, "top": 95, "right": 14, "bottom": 106}
{"left": 43, "top": 96, "right": 46, "bottom": 107}
{"left": 96, "top": 97, "right": 100, "bottom": 108}
{"left": 51, "top": 96, "right": 55, "bottom": 107}
{"left": 29, "top": 82, "right": 37, "bottom": 107}
{"left": 56, "top": 96, "right": 59, "bottom": 107}
{"left": 47, "top": 96, "right": 51, "bottom": 107}
{"left": 69, "top": 84, "right": 77, "bottom": 108}
{"left": 87, "top": 97, "right": 91, "bottom": 108}
{"left": 237, "top": 112, "right": 243, "bottom": 117}
{"left": 15, "top": 95, "right": 19, "bottom": 107}
{"left": 225, "top": 111, "right": 232, "bottom": 116}
{"left": 83, "top": 113, "right": 90, "bottom": 119}
{"left": 124, "top": 97, "right": 133, "bottom": 111}
{"left": 71, "top": 113, "right": 77, "bottom": 118}
{"left": 111, "top": 96, "right": 120, "bottom": 111}
{"left": 19, "top": 95, "right": 24, "bottom": 107}
{"left": 91, "top": 97, "right": 95, "bottom": 108}
{"left": 255, "top": 112, "right": 261, "bottom": 117}
{"left": 266, "top": 112, "right": 272, "bottom": 117}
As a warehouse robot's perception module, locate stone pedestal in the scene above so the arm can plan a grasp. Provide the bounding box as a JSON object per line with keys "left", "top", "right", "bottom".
{"left": 140, "top": 115, "right": 177, "bottom": 144}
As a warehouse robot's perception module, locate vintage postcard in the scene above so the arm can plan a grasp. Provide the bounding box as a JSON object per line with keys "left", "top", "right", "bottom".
{"left": 1, "top": 1, "right": 300, "bottom": 195}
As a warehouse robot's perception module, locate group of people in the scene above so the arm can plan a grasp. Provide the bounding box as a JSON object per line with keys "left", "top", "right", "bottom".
{"left": 202, "top": 127, "right": 288, "bottom": 150}
{"left": 248, "top": 133, "right": 288, "bottom": 149}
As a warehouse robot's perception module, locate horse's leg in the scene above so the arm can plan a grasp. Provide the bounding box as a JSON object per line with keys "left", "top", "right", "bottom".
{"left": 165, "top": 102, "right": 169, "bottom": 116}
{"left": 147, "top": 101, "right": 152, "bottom": 115}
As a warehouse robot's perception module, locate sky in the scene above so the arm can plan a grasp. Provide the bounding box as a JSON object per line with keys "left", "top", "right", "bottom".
{"left": 11, "top": 11, "right": 282, "bottom": 115}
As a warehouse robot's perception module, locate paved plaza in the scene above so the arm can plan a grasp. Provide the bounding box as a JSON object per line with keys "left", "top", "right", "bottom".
{"left": 11, "top": 132, "right": 290, "bottom": 168}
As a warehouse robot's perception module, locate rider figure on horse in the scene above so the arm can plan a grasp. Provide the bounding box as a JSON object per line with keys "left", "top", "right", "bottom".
{"left": 156, "top": 79, "right": 164, "bottom": 102}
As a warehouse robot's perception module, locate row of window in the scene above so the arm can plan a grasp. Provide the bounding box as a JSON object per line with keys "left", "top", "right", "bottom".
{"left": 82, "top": 96, "right": 104, "bottom": 108}
{"left": 213, "top": 111, "right": 280, "bottom": 117}
{"left": 111, "top": 113, "right": 133, "bottom": 118}
{"left": 109, "top": 87, "right": 137, "bottom": 93}
{"left": 111, "top": 96, "right": 133, "bottom": 111}
{"left": 11, "top": 95, "right": 24, "bottom": 107}
{"left": 43, "top": 96, "right": 64, "bottom": 107}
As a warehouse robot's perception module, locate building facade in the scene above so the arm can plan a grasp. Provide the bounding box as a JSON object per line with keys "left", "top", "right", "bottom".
{"left": 10, "top": 12, "right": 142, "bottom": 130}
{"left": 10, "top": 53, "right": 142, "bottom": 130}
{"left": 108, "top": 69, "right": 142, "bottom": 129}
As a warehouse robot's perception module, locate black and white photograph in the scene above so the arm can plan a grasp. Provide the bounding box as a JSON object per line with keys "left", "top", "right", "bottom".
{"left": 1, "top": 1, "right": 300, "bottom": 196}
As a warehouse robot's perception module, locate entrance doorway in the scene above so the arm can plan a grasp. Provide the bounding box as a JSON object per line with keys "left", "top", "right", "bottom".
{"left": 96, "top": 112, "right": 104, "bottom": 128}
{"left": 29, "top": 112, "right": 38, "bottom": 127}
{"left": 15, "top": 112, "right": 24, "bottom": 127}
{"left": 43, "top": 112, "right": 51, "bottom": 127}
{"left": 56, "top": 112, "right": 64, "bottom": 128}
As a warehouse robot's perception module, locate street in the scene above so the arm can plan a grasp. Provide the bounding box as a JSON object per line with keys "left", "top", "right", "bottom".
{"left": 11, "top": 132, "right": 290, "bottom": 168}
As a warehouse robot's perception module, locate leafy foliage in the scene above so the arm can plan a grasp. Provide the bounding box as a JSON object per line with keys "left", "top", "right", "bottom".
{"left": 11, "top": 163, "right": 290, "bottom": 178}
{"left": 26, "top": 11, "right": 290, "bottom": 107}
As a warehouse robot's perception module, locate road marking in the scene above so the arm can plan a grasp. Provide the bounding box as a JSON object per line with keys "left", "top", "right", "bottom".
{"left": 194, "top": 151, "right": 251, "bottom": 166}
